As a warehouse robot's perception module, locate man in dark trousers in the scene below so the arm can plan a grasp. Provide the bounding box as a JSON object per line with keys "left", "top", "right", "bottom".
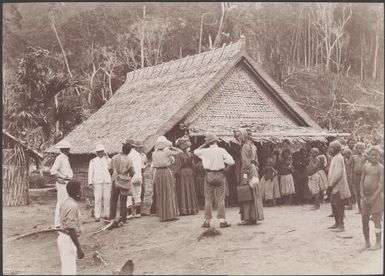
{"left": 109, "top": 142, "right": 135, "bottom": 226}
{"left": 327, "top": 140, "right": 351, "bottom": 232}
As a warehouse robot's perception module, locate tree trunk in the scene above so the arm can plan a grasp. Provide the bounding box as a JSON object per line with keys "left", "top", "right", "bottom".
{"left": 49, "top": 11, "right": 80, "bottom": 96}
{"left": 140, "top": 5, "right": 146, "bottom": 69}
{"left": 2, "top": 149, "right": 29, "bottom": 206}
{"left": 372, "top": 33, "right": 379, "bottom": 80}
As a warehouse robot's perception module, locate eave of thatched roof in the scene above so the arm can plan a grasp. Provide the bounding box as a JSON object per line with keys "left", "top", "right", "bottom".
{"left": 2, "top": 129, "right": 43, "bottom": 160}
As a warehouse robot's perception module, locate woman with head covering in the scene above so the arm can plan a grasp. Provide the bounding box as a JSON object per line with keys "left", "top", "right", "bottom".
{"left": 234, "top": 128, "right": 264, "bottom": 225}
{"left": 151, "top": 136, "right": 182, "bottom": 221}
{"left": 174, "top": 136, "right": 198, "bottom": 215}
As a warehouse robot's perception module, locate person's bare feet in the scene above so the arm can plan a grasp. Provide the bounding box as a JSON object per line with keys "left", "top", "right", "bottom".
{"left": 359, "top": 243, "right": 371, "bottom": 252}
{"left": 368, "top": 243, "right": 382, "bottom": 251}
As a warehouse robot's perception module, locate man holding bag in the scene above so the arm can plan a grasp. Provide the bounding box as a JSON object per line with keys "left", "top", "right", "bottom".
{"left": 109, "top": 142, "right": 135, "bottom": 226}
{"left": 194, "top": 133, "right": 234, "bottom": 228}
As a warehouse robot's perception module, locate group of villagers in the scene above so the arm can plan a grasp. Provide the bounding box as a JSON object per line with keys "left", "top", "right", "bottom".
{"left": 49, "top": 129, "right": 383, "bottom": 275}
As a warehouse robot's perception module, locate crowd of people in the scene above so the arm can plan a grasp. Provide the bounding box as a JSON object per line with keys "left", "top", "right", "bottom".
{"left": 49, "top": 130, "right": 383, "bottom": 275}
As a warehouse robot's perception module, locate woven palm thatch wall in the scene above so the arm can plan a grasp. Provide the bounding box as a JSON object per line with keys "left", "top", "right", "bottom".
{"left": 3, "top": 147, "right": 29, "bottom": 206}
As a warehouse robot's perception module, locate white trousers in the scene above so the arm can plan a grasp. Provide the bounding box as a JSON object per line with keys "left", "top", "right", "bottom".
{"left": 127, "top": 181, "right": 142, "bottom": 207}
{"left": 55, "top": 183, "right": 68, "bottom": 227}
{"left": 93, "top": 183, "right": 111, "bottom": 219}
{"left": 57, "top": 232, "right": 77, "bottom": 275}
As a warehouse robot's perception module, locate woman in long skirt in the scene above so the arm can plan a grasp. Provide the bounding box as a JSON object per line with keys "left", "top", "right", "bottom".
{"left": 279, "top": 149, "right": 296, "bottom": 205}
{"left": 234, "top": 128, "right": 264, "bottom": 225}
{"left": 152, "top": 136, "right": 182, "bottom": 222}
{"left": 174, "top": 137, "right": 198, "bottom": 215}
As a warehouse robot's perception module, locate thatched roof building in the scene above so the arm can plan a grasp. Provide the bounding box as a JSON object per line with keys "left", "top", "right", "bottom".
{"left": 47, "top": 37, "right": 343, "bottom": 155}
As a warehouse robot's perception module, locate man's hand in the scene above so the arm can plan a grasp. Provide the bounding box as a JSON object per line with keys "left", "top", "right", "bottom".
{"left": 77, "top": 248, "right": 85, "bottom": 259}
{"left": 327, "top": 186, "right": 333, "bottom": 194}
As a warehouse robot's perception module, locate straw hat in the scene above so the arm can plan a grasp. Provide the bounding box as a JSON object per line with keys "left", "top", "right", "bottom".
{"left": 155, "top": 136, "right": 172, "bottom": 150}
{"left": 56, "top": 140, "right": 71, "bottom": 149}
{"left": 205, "top": 133, "right": 219, "bottom": 144}
{"left": 133, "top": 140, "right": 144, "bottom": 148}
{"left": 124, "top": 139, "right": 136, "bottom": 146}
{"left": 94, "top": 144, "right": 105, "bottom": 152}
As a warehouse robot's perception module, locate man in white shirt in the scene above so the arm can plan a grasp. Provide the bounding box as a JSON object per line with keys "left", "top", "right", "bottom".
{"left": 194, "top": 133, "right": 235, "bottom": 228}
{"left": 127, "top": 139, "right": 144, "bottom": 218}
{"left": 50, "top": 140, "right": 74, "bottom": 228}
{"left": 88, "top": 144, "right": 112, "bottom": 222}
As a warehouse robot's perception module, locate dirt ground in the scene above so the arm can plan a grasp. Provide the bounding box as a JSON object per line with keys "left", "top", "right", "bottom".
{"left": 3, "top": 189, "right": 383, "bottom": 275}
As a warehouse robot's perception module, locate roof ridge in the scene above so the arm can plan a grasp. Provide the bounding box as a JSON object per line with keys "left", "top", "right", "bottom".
{"left": 125, "top": 39, "right": 243, "bottom": 83}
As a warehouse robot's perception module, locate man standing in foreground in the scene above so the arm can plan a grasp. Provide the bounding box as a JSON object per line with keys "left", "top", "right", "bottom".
{"left": 194, "top": 133, "right": 235, "bottom": 228}
{"left": 127, "top": 139, "right": 144, "bottom": 218}
{"left": 51, "top": 140, "right": 73, "bottom": 228}
{"left": 327, "top": 140, "right": 351, "bottom": 232}
{"left": 360, "top": 146, "right": 383, "bottom": 251}
{"left": 109, "top": 142, "right": 135, "bottom": 225}
{"left": 88, "top": 144, "right": 112, "bottom": 222}
{"left": 57, "top": 180, "right": 84, "bottom": 275}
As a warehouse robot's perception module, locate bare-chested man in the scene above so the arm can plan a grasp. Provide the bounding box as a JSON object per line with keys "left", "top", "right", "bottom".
{"left": 360, "top": 146, "right": 383, "bottom": 251}
{"left": 352, "top": 142, "right": 367, "bottom": 214}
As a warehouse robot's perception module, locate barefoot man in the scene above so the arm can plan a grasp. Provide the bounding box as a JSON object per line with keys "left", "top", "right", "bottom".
{"left": 360, "top": 146, "right": 384, "bottom": 251}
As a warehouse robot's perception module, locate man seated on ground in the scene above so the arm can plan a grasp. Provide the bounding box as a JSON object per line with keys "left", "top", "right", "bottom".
{"left": 57, "top": 181, "right": 84, "bottom": 275}
{"left": 360, "top": 146, "right": 384, "bottom": 251}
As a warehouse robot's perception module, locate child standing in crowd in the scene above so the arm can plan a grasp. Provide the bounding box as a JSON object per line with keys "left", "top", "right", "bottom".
{"left": 360, "top": 146, "right": 383, "bottom": 251}
{"left": 307, "top": 148, "right": 322, "bottom": 210}
{"left": 278, "top": 149, "right": 296, "bottom": 205}
{"left": 343, "top": 148, "right": 354, "bottom": 210}
{"left": 352, "top": 142, "right": 367, "bottom": 214}
{"left": 261, "top": 157, "right": 280, "bottom": 206}
{"left": 317, "top": 154, "right": 329, "bottom": 203}
{"left": 141, "top": 159, "right": 154, "bottom": 216}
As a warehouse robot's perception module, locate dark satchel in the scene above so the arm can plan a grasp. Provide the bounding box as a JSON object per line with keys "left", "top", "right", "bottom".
{"left": 237, "top": 185, "right": 253, "bottom": 202}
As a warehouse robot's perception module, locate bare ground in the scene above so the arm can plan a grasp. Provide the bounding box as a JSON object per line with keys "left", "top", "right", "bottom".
{"left": 3, "top": 190, "right": 383, "bottom": 275}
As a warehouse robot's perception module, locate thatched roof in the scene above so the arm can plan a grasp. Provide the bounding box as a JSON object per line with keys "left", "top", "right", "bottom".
{"left": 3, "top": 129, "right": 43, "bottom": 160}
{"left": 47, "top": 37, "right": 343, "bottom": 154}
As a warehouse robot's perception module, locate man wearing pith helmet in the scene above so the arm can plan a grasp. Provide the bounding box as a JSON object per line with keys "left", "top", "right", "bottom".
{"left": 88, "top": 144, "right": 112, "bottom": 222}
{"left": 50, "top": 140, "right": 74, "bottom": 228}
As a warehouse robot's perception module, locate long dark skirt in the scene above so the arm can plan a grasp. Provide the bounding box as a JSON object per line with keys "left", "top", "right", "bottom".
{"left": 153, "top": 168, "right": 178, "bottom": 221}
{"left": 176, "top": 168, "right": 198, "bottom": 215}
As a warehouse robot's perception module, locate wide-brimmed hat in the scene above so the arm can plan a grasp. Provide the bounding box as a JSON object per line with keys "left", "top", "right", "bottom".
{"left": 124, "top": 139, "right": 144, "bottom": 148}
{"left": 176, "top": 137, "right": 191, "bottom": 150}
{"left": 56, "top": 140, "right": 71, "bottom": 149}
{"left": 205, "top": 133, "right": 219, "bottom": 144}
{"left": 95, "top": 144, "right": 105, "bottom": 152}
{"left": 155, "top": 136, "right": 172, "bottom": 150}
